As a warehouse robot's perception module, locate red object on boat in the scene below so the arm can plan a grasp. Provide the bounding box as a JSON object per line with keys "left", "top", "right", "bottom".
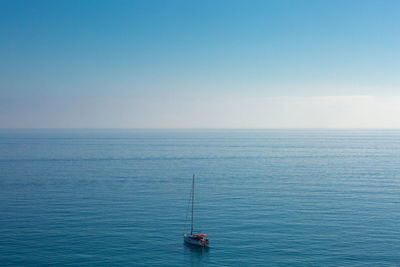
{"left": 195, "top": 234, "right": 208, "bottom": 237}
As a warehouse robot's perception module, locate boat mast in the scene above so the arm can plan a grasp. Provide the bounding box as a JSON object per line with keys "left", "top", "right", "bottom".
{"left": 191, "top": 174, "right": 194, "bottom": 235}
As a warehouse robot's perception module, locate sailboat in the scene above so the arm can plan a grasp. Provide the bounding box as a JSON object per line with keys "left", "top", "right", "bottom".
{"left": 184, "top": 174, "right": 210, "bottom": 247}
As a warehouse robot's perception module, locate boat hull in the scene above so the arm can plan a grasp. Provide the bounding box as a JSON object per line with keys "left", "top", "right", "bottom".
{"left": 184, "top": 234, "right": 209, "bottom": 247}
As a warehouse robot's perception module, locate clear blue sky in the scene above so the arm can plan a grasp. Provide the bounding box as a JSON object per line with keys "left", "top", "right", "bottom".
{"left": 1, "top": 0, "right": 400, "bottom": 128}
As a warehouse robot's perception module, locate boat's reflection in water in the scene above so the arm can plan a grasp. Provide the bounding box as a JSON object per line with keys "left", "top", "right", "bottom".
{"left": 183, "top": 242, "right": 210, "bottom": 265}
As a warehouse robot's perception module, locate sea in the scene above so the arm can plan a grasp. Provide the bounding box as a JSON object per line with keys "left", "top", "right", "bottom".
{"left": 0, "top": 129, "right": 399, "bottom": 266}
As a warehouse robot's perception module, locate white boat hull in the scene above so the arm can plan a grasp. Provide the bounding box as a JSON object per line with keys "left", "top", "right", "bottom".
{"left": 184, "top": 234, "right": 209, "bottom": 247}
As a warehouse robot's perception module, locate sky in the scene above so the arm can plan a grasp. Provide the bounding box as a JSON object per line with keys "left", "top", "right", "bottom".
{"left": 1, "top": 0, "right": 400, "bottom": 128}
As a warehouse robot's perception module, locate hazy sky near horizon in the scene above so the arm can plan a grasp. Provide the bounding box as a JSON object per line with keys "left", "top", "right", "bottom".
{"left": 1, "top": 0, "right": 400, "bottom": 128}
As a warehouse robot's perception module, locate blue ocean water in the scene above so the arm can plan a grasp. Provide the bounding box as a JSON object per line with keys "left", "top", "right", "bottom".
{"left": 0, "top": 129, "right": 399, "bottom": 266}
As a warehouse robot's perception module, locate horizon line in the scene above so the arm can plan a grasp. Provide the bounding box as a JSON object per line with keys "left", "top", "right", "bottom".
{"left": 2, "top": 127, "right": 400, "bottom": 130}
